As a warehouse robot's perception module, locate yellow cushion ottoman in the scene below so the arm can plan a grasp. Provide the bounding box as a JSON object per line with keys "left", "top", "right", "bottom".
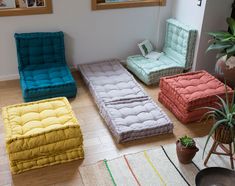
{"left": 2, "top": 97, "right": 84, "bottom": 174}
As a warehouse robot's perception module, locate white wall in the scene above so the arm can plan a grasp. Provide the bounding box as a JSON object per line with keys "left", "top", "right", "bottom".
{"left": 195, "top": 0, "right": 233, "bottom": 73}
{"left": 172, "top": 0, "right": 233, "bottom": 73}
{"left": 0, "top": 0, "right": 173, "bottom": 80}
{"left": 172, "top": 0, "right": 207, "bottom": 70}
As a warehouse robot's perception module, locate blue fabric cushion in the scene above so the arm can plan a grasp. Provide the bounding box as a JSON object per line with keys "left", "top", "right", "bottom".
{"left": 15, "top": 32, "right": 77, "bottom": 102}
{"left": 15, "top": 32, "right": 66, "bottom": 70}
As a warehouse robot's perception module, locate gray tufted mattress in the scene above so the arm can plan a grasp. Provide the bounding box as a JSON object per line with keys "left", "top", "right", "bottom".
{"left": 78, "top": 59, "right": 173, "bottom": 143}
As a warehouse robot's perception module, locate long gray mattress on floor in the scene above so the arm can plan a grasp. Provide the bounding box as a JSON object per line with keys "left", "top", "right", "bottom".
{"left": 78, "top": 59, "right": 173, "bottom": 143}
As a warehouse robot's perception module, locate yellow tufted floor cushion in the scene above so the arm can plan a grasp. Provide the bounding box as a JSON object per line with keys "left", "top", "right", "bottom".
{"left": 2, "top": 97, "right": 84, "bottom": 174}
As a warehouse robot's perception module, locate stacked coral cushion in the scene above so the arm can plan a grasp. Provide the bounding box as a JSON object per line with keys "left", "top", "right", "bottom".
{"left": 158, "top": 71, "right": 233, "bottom": 124}
{"left": 2, "top": 97, "right": 84, "bottom": 174}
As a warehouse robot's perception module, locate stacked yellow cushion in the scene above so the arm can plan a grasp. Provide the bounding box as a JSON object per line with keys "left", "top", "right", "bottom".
{"left": 2, "top": 97, "right": 84, "bottom": 174}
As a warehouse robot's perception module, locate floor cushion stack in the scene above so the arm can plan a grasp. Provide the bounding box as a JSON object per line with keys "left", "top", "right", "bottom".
{"left": 15, "top": 32, "right": 77, "bottom": 102}
{"left": 158, "top": 71, "right": 233, "bottom": 124}
{"left": 79, "top": 59, "right": 173, "bottom": 143}
{"left": 2, "top": 97, "right": 84, "bottom": 174}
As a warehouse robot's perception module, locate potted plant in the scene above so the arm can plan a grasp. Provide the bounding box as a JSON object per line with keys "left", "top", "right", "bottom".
{"left": 202, "top": 86, "right": 235, "bottom": 158}
{"left": 207, "top": 17, "right": 235, "bottom": 88}
{"left": 176, "top": 135, "right": 199, "bottom": 164}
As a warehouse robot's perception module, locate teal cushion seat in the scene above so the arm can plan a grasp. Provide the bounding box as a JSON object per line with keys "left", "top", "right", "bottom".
{"left": 20, "top": 64, "right": 77, "bottom": 102}
{"left": 127, "top": 19, "right": 197, "bottom": 85}
{"left": 15, "top": 32, "right": 77, "bottom": 102}
{"left": 127, "top": 55, "right": 184, "bottom": 85}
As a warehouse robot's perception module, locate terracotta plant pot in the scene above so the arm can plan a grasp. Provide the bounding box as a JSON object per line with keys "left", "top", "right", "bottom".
{"left": 214, "top": 125, "right": 235, "bottom": 144}
{"left": 215, "top": 56, "right": 235, "bottom": 89}
{"left": 176, "top": 140, "right": 199, "bottom": 164}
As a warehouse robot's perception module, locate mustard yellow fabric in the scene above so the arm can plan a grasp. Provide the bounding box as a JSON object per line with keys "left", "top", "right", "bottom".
{"left": 2, "top": 97, "right": 84, "bottom": 174}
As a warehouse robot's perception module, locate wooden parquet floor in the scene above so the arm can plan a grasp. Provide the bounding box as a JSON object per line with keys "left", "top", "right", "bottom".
{"left": 0, "top": 72, "right": 212, "bottom": 186}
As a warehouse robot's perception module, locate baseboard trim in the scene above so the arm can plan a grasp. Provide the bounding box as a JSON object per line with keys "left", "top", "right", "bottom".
{"left": 0, "top": 74, "right": 19, "bottom": 81}
{"left": 0, "top": 67, "right": 77, "bottom": 82}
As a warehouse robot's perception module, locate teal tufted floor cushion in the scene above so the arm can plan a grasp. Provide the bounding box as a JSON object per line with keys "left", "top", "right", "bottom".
{"left": 15, "top": 32, "right": 77, "bottom": 102}
{"left": 127, "top": 19, "right": 197, "bottom": 85}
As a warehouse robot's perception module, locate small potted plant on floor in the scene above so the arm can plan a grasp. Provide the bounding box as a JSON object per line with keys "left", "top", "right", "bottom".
{"left": 176, "top": 135, "right": 199, "bottom": 164}
{"left": 202, "top": 86, "right": 235, "bottom": 158}
{"left": 207, "top": 17, "right": 235, "bottom": 88}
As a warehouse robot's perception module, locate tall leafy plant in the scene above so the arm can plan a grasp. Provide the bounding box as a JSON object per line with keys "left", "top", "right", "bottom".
{"left": 201, "top": 86, "right": 235, "bottom": 158}
{"left": 207, "top": 17, "right": 235, "bottom": 59}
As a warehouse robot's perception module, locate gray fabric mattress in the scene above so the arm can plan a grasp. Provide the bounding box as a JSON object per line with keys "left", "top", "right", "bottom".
{"left": 78, "top": 59, "right": 173, "bottom": 143}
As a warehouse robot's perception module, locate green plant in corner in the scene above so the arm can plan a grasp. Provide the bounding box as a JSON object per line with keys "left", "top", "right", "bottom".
{"left": 201, "top": 85, "right": 235, "bottom": 158}
{"left": 179, "top": 135, "right": 195, "bottom": 148}
{"left": 207, "top": 17, "right": 235, "bottom": 60}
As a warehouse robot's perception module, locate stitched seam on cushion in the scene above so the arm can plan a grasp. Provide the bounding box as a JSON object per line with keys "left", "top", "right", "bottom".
{"left": 12, "top": 147, "right": 83, "bottom": 164}
{"left": 11, "top": 147, "right": 84, "bottom": 174}
{"left": 121, "top": 125, "right": 173, "bottom": 142}
{"left": 104, "top": 99, "right": 172, "bottom": 133}
{"left": 127, "top": 57, "right": 149, "bottom": 76}
{"left": 9, "top": 136, "right": 83, "bottom": 155}
{"left": 13, "top": 148, "right": 84, "bottom": 166}
{"left": 24, "top": 88, "right": 77, "bottom": 100}
{"left": 6, "top": 125, "right": 81, "bottom": 143}
{"left": 161, "top": 70, "right": 206, "bottom": 104}
{"left": 24, "top": 91, "right": 77, "bottom": 101}
{"left": 1, "top": 107, "right": 13, "bottom": 139}
{"left": 3, "top": 97, "right": 66, "bottom": 109}
{"left": 127, "top": 63, "right": 150, "bottom": 84}
{"left": 162, "top": 71, "right": 233, "bottom": 104}
{"left": 25, "top": 82, "right": 76, "bottom": 91}
{"left": 3, "top": 97, "right": 80, "bottom": 141}
{"left": 149, "top": 67, "right": 184, "bottom": 80}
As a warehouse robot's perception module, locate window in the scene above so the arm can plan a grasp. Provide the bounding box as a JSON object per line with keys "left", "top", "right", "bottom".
{"left": 92, "top": 0, "right": 165, "bottom": 10}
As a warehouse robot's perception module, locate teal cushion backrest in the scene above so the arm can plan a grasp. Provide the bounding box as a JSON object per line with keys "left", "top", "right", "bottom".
{"left": 15, "top": 32, "right": 66, "bottom": 70}
{"left": 163, "top": 19, "right": 197, "bottom": 70}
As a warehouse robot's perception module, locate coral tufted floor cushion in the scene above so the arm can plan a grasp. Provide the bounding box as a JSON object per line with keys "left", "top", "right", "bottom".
{"left": 158, "top": 71, "right": 233, "bottom": 124}
{"left": 2, "top": 97, "right": 84, "bottom": 174}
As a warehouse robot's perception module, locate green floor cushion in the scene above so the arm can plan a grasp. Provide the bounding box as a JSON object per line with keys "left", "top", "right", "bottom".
{"left": 126, "top": 18, "right": 197, "bottom": 85}
{"left": 163, "top": 19, "right": 197, "bottom": 70}
{"left": 127, "top": 55, "right": 184, "bottom": 85}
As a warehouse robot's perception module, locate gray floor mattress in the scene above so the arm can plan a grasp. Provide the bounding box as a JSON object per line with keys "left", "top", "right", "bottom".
{"left": 78, "top": 59, "right": 173, "bottom": 143}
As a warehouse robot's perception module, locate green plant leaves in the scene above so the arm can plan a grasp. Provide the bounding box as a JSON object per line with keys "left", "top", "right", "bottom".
{"left": 227, "top": 17, "right": 235, "bottom": 36}
{"left": 179, "top": 136, "right": 195, "bottom": 147}
{"left": 206, "top": 43, "right": 232, "bottom": 53}
{"left": 202, "top": 85, "right": 235, "bottom": 158}
{"left": 208, "top": 31, "right": 232, "bottom": 39}
{"left": 206, "top": 18, "right": 235, "bottom": 58}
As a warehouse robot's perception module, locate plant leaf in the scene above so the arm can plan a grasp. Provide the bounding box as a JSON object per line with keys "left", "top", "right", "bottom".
{"left": 230, "top": 90, "right": 235, "bottom": 112}
{"left": 226, "top": 45, "right": 235, "bottom": 54}
{"left": 227, "top": 17, "right": 235, "bottom": 36}
{"left": 201, "top": 106, "right": 226, "bottom": 118}
{"left": 208, "top": 31, "right": 232, "bottom": 39}
{"left": 206, "top": 43, "right": 232, "bottom": 53}
{"left": 216, "top": 96, "right": 229, "bottom": 115}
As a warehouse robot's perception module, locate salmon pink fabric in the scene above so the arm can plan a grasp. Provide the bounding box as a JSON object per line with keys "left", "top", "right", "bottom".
{"left": 159, "top": 71, "right": 233, "bottom": 124}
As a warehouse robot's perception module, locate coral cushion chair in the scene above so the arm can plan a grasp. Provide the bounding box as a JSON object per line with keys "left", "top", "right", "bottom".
{"left": 15, "top": 32, "right": 77, "bottom": 102}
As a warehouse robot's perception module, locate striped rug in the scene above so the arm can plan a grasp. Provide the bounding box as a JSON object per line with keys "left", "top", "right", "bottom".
{"left": 79, "top": 137, "right": 233, "bottom": 186}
